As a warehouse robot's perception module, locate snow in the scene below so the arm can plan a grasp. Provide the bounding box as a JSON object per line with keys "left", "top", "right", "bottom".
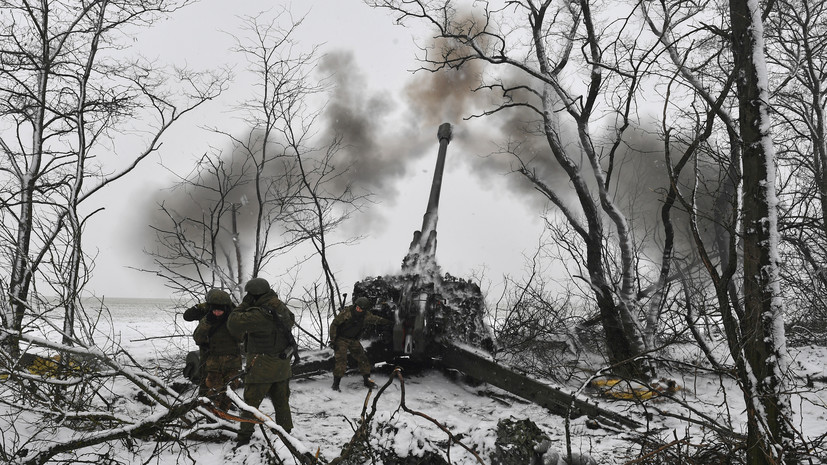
{"left": 4, "top": 299, "right": 827, "bottom": 464}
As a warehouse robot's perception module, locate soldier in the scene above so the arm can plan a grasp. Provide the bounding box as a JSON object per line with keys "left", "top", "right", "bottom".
{"left": 183, "top": 289, "right": 232, "bottom": 396}
{"left": 329, "top": 296, "right": 392, "bottom": 391}
{"left": 191, "top": 288, "right": 241, "bottom": 412}
{"left": 227, "top": 277, "right": 297, "bottom": 446}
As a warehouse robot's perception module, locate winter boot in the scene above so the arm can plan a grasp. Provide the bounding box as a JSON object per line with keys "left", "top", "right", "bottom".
{"left": 363, "top": 374, "right": 377, "bottom": 389}
{"left": 332, "top": 376, "right": 341, "bottom": 391}
{"left": 234, "top": 435, "right": 251, "bottom": 449}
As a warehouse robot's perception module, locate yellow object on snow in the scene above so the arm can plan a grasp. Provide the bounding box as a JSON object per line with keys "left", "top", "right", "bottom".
{"left": 1, "top": 353, "right": 86, "bottom": 380}
{"left": 590, "top": 377, "right": 680, "bottom": 401}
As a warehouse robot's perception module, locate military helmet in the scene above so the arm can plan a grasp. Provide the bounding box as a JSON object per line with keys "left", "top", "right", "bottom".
{"left": 244, "top": 277, "right": 271, "bottom": 296}
{"left": 354, "top": 296, "right": 372, "bottom": 311}
{"left": 205, "top": 288, "right": 233, "bottom": 306}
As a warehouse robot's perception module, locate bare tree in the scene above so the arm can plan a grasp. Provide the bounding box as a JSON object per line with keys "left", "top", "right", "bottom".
{"left": 641, "top": 0, "right": 797, "bottom": 462}
{"left": 0, "top": 0, "right": 228, "bottom": 357}
{"left": 765, "top": 0, "right": 827, "bottom": 340}
{"left": 489, "top": 237, "right": 586, "bottom": 383}
{"left": 0, "top": 3, "right": 234, "bottom": 457}
{"left": 0, "top": 308, "right": 221, "bottom": 464}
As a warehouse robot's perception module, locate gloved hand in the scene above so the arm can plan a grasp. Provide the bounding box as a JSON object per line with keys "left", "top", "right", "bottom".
{"left": 205, "top": 311, "right": 218, "bottom": 323}
{"left": 183, "top": 303, "right": 208, "bottom": 322}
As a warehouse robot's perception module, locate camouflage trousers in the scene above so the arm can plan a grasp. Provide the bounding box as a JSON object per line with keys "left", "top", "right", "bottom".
{"left": 202, "top": 354, "right": 241, "bottom": 411}
{"left": 333, "top": 337, "right": 372, "bottom": 378}
{"left": 196, "top": 348, "right": 208, "bottom": 396}
{"left": 237, "top": 380, "right": 292, "bottom": 440}
{"left": 204, "top": 369, "right": 241, "bottom": 412}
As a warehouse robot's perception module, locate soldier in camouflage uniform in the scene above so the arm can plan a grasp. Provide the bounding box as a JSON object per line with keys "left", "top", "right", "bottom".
{"left": 183, "top": 289, "right": 236, "bottom": 397}
{"left": 329, "top": 296, "right": 392, "bottom": 391}
{"left": 191, "top": 289, "right": 241, "bottom": 412}
{"left": 227, "top": 277, "right": 296, "bottom": 445}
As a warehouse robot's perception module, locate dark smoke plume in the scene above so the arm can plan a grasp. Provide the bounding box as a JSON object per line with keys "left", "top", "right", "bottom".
{"left": 140, "top": 135, "right": 289, "bottom": 278}
{"left": 147, "top": 133, "right": 288, "bottom": 235}
{"left": 317, "top": 51, "right": 427, "bottom": 204}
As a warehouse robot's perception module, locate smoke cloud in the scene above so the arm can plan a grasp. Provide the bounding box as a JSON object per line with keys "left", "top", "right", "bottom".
{"left": 317, "top": 51, "right": 426, "bottom": 201}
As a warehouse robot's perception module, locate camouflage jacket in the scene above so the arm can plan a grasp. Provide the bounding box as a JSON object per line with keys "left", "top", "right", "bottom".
{"left": 193, "top": 312, "right": 241, "bottom": 358}
{"left": 330, "top": 305, "right": 392, "bottom": 341}
{"left": 227, "top": 290, "right": 295, "bottom": 383}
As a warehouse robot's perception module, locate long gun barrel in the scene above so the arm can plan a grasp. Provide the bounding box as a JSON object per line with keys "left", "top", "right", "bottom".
{"left": 421, "top": 122, "right": 453, "bottom": 237}
{"left": 402, "top": 123, "right": 452, "bottom": 273}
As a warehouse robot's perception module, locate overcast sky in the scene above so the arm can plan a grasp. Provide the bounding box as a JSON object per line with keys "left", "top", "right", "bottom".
{"left": 86, "top": 0, "right": 548, "bottom": 300}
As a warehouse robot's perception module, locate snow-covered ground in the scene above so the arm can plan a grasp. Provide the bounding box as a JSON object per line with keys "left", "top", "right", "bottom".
{"left": 6, "top": 298, "right": 827, "bottom": 464}
{"left": 111, "top": 299, "right": 630, "bottom": 463}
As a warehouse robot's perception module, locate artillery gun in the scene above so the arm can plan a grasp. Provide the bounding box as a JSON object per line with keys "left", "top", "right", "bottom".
{"left": 345, "top": 123, "right": 640, "bottom": 428}
{"left": 353, "top": 123, "right": 492, "bottom": 363}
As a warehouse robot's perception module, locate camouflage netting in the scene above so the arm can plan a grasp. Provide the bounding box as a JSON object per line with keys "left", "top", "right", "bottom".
{"left": 353, "top": 272, "right": 492, "bottom": 351}
{"left": 439, "top": 273, "right": 492, "bottom": 350}
{"left": 491, "top": 418, "right": 549, "bottom": 464}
